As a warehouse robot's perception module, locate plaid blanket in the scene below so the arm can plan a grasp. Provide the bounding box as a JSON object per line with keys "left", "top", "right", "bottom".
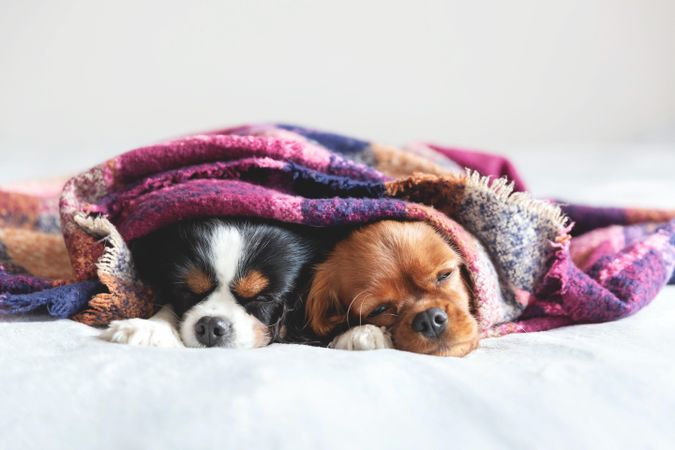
{"left": 1, "top": 124, "right": 674, "bottom": 338}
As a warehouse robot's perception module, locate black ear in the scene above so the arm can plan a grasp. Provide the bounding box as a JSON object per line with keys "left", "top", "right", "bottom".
{"left": 129, "top": 223, "right": 186, "bottom": 287}
{"left": 129, "top": 232, "right": 167, "bottom": 286}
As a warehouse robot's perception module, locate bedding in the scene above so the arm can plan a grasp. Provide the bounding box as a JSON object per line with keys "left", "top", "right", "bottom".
{"left": 1, "top": 293, "right": 674, "bottom": 450}
{"left": 0, "top": 135, "right": 674, "bottom": 450}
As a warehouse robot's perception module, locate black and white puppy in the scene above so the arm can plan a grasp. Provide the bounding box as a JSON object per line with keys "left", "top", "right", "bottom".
{"left": 100, "top": 218, "right": 316, "bottom": 348}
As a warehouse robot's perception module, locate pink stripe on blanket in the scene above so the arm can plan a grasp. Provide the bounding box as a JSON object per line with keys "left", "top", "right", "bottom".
{"left": 570, "top": 225, "right": 626, "bottom": 272}
{"left": 115, "top": 179, "right": 305, "bottom": 241}
{"left": 105, "top": 157, "right": 289, "bottom": 219}
{"left": 596, "top": 232, "right": 671, "bottom": 285}
{"left": 114, "top": 134, "right": 333, "bottom": 184}
{"left": 425, "top": 143, "right": 528, "bottom": 192}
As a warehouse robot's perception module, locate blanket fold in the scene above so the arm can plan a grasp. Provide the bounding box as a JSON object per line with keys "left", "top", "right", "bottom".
{"left": 1, "top": 123, "right": 673, "bottom": 338}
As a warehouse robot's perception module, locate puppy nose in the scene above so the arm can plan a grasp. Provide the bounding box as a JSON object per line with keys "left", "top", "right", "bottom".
{"left": 195, "top": 316, "right": 233, "bottom": 347}
{"left": 412, "top": 308, "right": 448, "bottom": 338}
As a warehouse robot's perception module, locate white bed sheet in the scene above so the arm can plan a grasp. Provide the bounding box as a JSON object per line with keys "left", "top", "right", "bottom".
{"left": 1, "top": 143, "right": 674, "bottom": 450}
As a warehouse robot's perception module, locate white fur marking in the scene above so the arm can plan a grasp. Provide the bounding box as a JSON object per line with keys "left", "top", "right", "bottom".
{"left": 179, "top": 225, "right": 262, "bottom": 349}
{"left": 329, "top": 325, "right": 394, "bottom": 351}
{"left": 100, "top": 304, "right": 184, "bottom": 348}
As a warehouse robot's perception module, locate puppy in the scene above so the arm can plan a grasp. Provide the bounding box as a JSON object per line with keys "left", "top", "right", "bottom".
{"left": 306, "top": 220, "right": 479, "bottom": 357}
{"left": 101, "top": 218, "right": 315, "bottom": 348}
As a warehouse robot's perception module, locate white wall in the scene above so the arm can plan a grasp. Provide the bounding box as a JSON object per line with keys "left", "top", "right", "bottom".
{"left": 1, "top": 0, "right": 674, "bottom": 181}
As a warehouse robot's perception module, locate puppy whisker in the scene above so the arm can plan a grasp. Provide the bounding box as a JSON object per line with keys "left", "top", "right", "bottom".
{"left": 346, "top": 289, "right": 369, "bottom": 329}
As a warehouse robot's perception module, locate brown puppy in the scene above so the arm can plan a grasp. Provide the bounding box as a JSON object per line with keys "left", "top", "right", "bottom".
{"left": 306, "top": 220, "right": 479, "bottom": 357}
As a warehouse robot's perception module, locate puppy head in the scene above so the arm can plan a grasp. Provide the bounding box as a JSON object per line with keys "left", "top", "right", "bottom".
{"left": 306, "top": 220, "right": 478, "bottom": 357}
{"left": 131, "top": 219, "right": 311, "bottom": 349}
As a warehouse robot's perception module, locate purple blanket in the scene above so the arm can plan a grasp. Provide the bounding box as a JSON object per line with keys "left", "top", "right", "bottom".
{"left": 1, "top": 123, "right": 674, "bottom": 339}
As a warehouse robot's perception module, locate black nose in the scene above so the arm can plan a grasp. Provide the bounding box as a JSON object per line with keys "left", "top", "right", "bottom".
{"left": 194, "top": 316, "right": 233, "bottom": 347}
{"left": 412, "top": 308, "right": 448, "bottom": 338}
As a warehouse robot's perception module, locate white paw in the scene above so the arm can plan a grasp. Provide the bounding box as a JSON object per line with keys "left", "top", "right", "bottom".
{"left": 100, "top": 319, "right": 184, "bottom": 348}
{"left": 329, "top": 325, "right": 394, "bottom": 351}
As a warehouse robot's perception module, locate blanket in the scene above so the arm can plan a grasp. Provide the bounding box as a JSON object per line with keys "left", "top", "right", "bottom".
{"left": 1, "top": 123, "right": 674, "bottom": 338}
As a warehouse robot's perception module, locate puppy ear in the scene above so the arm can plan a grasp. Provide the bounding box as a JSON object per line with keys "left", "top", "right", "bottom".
{"left": 305, "top": 266, "right": 346, "bottom": 337}
{"left": 459, "top": 264, "right": 476, "bottom": 314}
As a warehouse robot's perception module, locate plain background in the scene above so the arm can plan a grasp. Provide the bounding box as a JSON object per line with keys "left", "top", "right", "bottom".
{"left": 1, "top": 0, "right": 675, "bottom": 184}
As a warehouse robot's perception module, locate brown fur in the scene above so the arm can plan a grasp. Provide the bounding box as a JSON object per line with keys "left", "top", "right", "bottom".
{"left": 184, "top": 268, "right": 214, "bottom": 295}
{"left": 306, "top": 221, "right": 478, "bottom": 357}
{"left": 233, "top": 270, "right": 269, "bottom": 298}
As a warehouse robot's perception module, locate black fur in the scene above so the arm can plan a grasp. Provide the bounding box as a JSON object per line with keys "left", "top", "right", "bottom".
{"left": 129, "top": 218, "right": 330, "bottom": 344}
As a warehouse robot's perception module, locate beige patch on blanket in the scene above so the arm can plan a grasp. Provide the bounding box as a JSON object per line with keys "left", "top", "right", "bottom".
{"left": 370, "top": 143, "right": 451, "bottom": 178}
{"left": 0, "top": 228, "right": 74, "bottom": 279}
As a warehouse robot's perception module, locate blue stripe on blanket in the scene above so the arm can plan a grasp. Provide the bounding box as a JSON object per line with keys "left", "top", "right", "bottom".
{"left": 277, "top": 124, "right": 370, "bottom": 154}
{"left": 0, "top": 280, "right": 103, "bottom": 318}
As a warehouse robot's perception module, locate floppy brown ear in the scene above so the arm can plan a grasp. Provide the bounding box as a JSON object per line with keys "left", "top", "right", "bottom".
{"left": 305, "top": 265, "right": 346, "bottom": 337}
{"left": 459, "top": 264, "right": 476, "bottom": 315}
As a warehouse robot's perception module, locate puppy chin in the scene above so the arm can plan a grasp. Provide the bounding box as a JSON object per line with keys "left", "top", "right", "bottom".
{"left": 178, "top": 294, "right": 271, "bottom": 349}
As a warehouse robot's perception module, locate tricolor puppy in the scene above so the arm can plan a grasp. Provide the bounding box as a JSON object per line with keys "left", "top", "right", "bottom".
{"left": 306, "top": 220, "right": 479, "bottom": 357}
{"left": 101, "top": 218, "right": 315, "bottom": 348}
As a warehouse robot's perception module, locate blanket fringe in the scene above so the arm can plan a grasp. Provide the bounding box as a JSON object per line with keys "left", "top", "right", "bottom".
{"left": 73, "top": 213, "right": 135, "bottom": 282}
{"left": 465, "top": 169, "right": 569, "bottom": 231}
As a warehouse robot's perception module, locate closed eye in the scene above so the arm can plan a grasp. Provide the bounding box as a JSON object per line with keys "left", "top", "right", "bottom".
{"left": 437, "top": 270, "right": 453, "bottom": 283}
{"left": 367, "top": 304, "right": 390, "bottom": 318}
{"left": 174, "top": 281, "right": 214, "bottom": 300}
{"left": 233, "top": 293, "right": 270, "bottom": 304}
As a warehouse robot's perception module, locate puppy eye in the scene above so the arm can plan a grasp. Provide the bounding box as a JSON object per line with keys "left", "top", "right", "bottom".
{"left": 176, "top": 283, "right": 210, "bottom": 299}
{"left": 437, "top": 270, "right": 453, "bottom": 283}
{"left": 183, "top": 268, "right": 215, "bottom": 295}
{"left": 367, "top": 304, "right": 390, "bottom": 318}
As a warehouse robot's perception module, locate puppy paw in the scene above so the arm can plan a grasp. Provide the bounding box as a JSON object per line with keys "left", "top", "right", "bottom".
{"left": 100, "top": 319, "right": 184, "bottom": 348}
{"left": 329, "top": 325, "right": 394, "bottom": 351}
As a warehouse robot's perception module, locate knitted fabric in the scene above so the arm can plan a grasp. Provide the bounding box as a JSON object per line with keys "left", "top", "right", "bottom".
{"left": 1, "top": 123, "right": 673, "bottom": 338}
